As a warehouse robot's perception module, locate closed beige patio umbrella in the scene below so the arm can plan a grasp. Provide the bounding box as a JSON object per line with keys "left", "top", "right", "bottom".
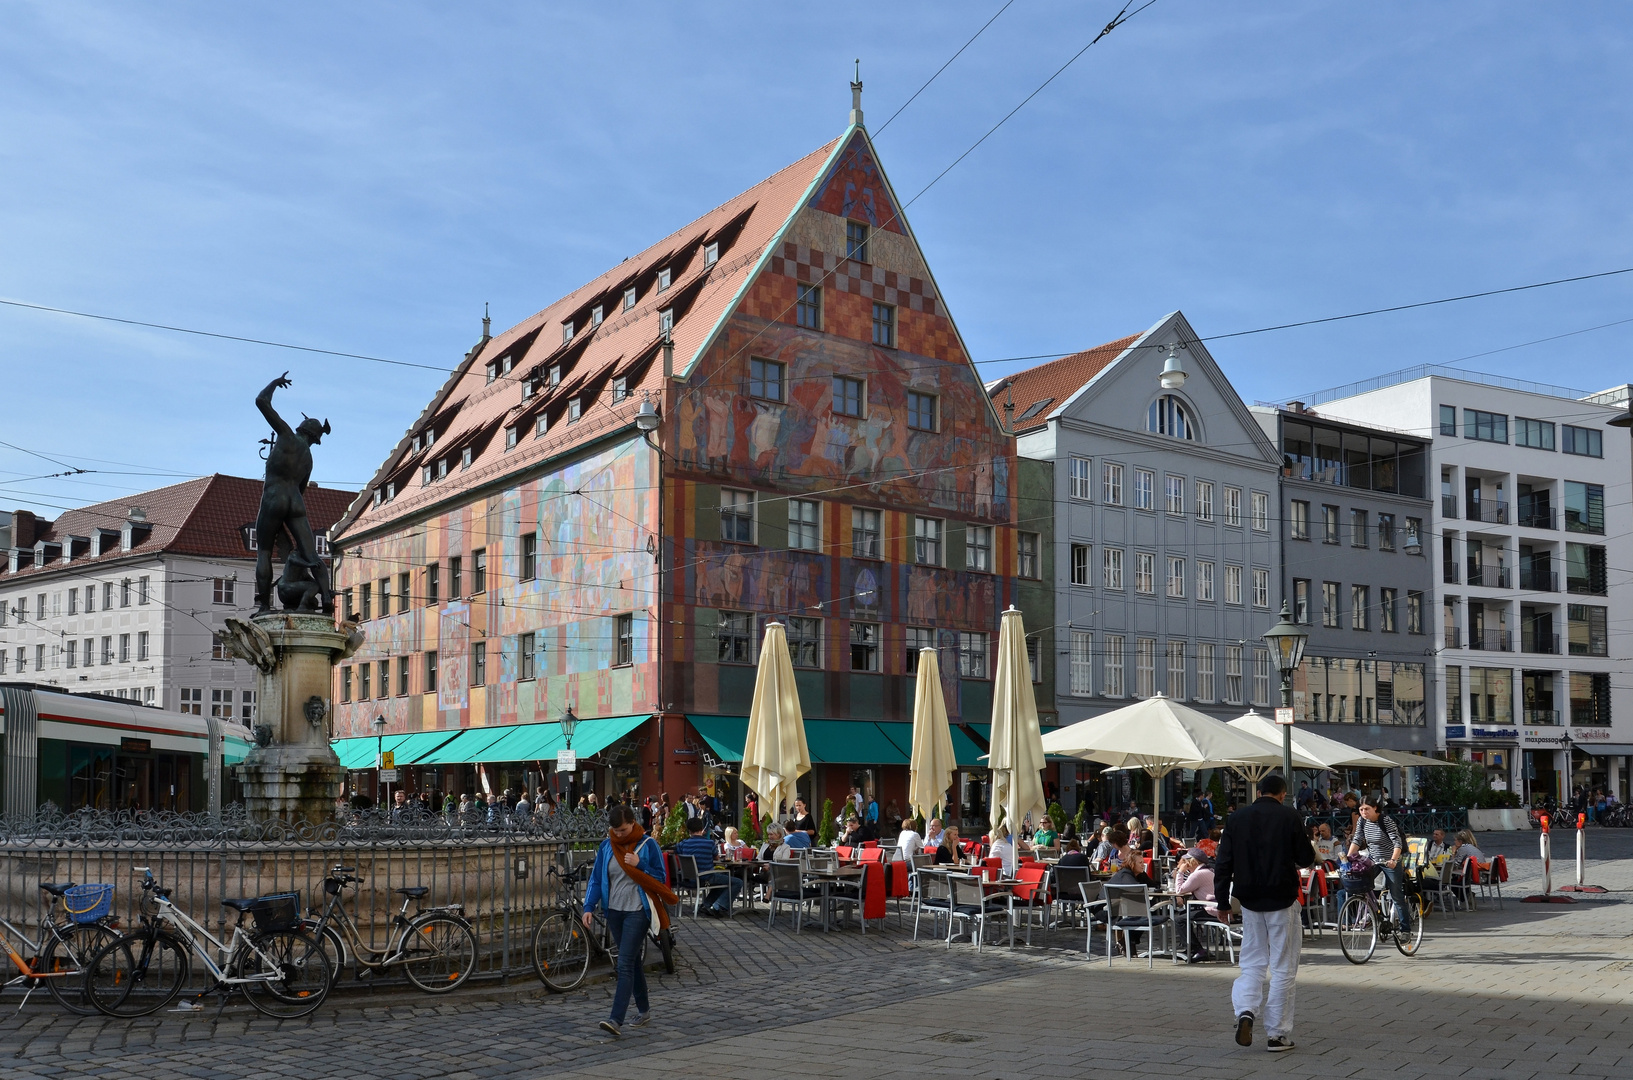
{"left": 740, "top": 622, "right": 811, "bottom": 826}
{"left": 908, "top": 647, "right": 957, "bottom": 823}
{"left": 988, "top": 608, "right": 1048, "bottom": 844}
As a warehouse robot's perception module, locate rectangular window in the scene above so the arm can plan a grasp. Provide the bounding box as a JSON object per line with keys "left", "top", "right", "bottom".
{"left": 118, "top": 634, "right": 130, "bottom": 662}
{"left": 65, "top": 642, "right": 76, "bottom": 669}
{"left": 1350, "top": 508, "right": 1368, "bottom": 547}
{"left": 1251, "top": 491, "right": 1269, "bottom": 531}
{"left": 180, "top": 687, "right": 203, "bottom": 716}
{"left": 785, "top": 616, "right": 820, "bottom": 668}
{"left": 721, "top": 489, "right": 755, "bottom": 543}
{"left": 1566, "top": 543, "right": 1608, "bottom": 595}
{"left": 519, "top": 632, "right": 536, "bottom": 680}
{"left": 623, "top": 285, "right": 637, "bottom": 311}
{"left": 1134, "top": 552, "right": 1155, "bottom": 594}
{"left": 1568, "top": 604, "right": 1609, "bottom": 656}
{"left": 836, "top": 507, "right": 877, "bottom": 561}
{"left": 1196, "top": 644, "right": 1216, "bottom": 702}
{"left": 1407, "top": 590, "right": 1424, "bottom": 634}
{"left": 120, "top": 579, "right": 131, "bottom": 607}
{"left": 1444, "top": 665, "right": 1462, "bottom": 723}
{"left": 1070, "top": 543, "right": 1091, "bottom": 587}
{"left": 377, "top": 659, "right": 390, "bottom": 699}
{"left": 1564, "top": 481, "right": 1605, "bottom": 533}
{"left": 399, "top": 572, "right": 411, "bottom": 611}
{"left": 1224, "top": 645, "right": 1244, "bottom": 705}
{"left": 796, "top": 283, "right": 822, "bottom": 329}
{"left": 67, "top": 590, "right": 77, "bottom": 616}
{"left": 471, "top": 642, "right": 486, "bottom": 686}
{"left": 968, "top": 525, "right": 994, "bottom": 572}
{"left": 505, "top": 426, "right": 519, "bottom": 450}
{"left": 593, "top": 304, "right": 605, "bottom": 327}
{"left": 1322, "top": 504, "right": 1339, "bottom": 544}
{"left": 1223, "top": 486, "right": 1242, "bottom": 527}
{"left": 378, "top": 577, "right": 392, "bottom": 618}
{"left": 1563, "top": 424, "right": 1602, "bottom": 458}
{"left": 1069, "top": 457, "right": 1092, "bottom": 500}
{"left": 1351, "top": 585, "right": 1369, "bottom": 630}
{"left": 1464, "top": 409, "right": 1509, "bottom": 443}
{"left": 1166, "top": 641, "right": 1186, "bottom": 701}
{"left": 1103, "top": 548, "right": 1124, "bottom": 590}
{"left": 359, "top": 583, "right": 372, "bottom": 621}
{"left": 1439, "top": 404, "right": 1458, "bottom": 436}
{"left": 1069, "top": 631, "right": 1093, "bottom": 696}
{"left": 1197, "top": 560, "right": 1215, "bottom": 601}
{"left": 749, "top": 357, "right": 785, "bottom": 402}
{"left": 612, "top": 376, "right": 628, "bottom": 402}
{"left": 425, "top": 651, "right": 438, "bottom": 695}
{"left": 1380, "top": 587, "right": 1398, "bottom": 632}
{"left": 871, "top": 302, "right": 896, "bottom": 347}
{"left": 1017, "top": 532, "right": 1040, "bottom": 578}
{"left": 1253, "top": 568, "right": 1270, "bottom": 608}
{"left": 472, "top": 549, "right": 487, "bottom": 593}
{"left": 140, "top": 576, "right": 151, "bottom": 605}
{"left": 1570, "top": 671, "right": 1612, "bottom": 726}
{"left": 905, "top": 627, "right": 935, "bottom": 673}
{"left": 657, "top": 267, "right": 671, "bottom": 292}
{"left": 1103, "top": 463, "right": 1124, "bottom": 505}
{"left": 1166, "top": 556, "right": 1186, "bottom": 598}
{"left": 616, "top": 614, "right": 635, "bottom": 666}
{"left": 398, "top": 656, "right": 410, "bottom": 696}
{"left": 832, "top": 375, "right": 864, "bottom": 417}
{"left": 789, "top": 499, "right": 821, "bottom": 551}
{"left": 1195, "top": 480, "right": 1214, "bottom": 522}
{"left": 1104, "top": 635, "right": 1126, "bottom": 697}
{"left": 718, "top": 611, "right": 754, "bottom": 663}
{"left": 567, "top": 398, "right": 582, "bottom": 423}
{"left": 1515, "top": 417, "right": 1556, "bottom": 450}
{"left": 907, "top": 390, "right": 937, "bottom": 431}
{"left": 914, "top": 517, "right": 943, "bottom": 566}
{"left": 241, "top": 689, "right": 257, "bottom": 723}
{"left": 1254, "top": 648, "right": 1271, "bottom": 706}
{"left": 846, "top": 220, "right": 869, "bottom": 262}
{"left": 1225, "top": 565, "right": 1243, "bottom": 605}
{"left": 210, "top": 688, "right": 232, "bottom": 719}
{"left": 449, "top": 556, "right": 463, "bottom": 599}
{"left": 1290, "top": 500, "right": 1309, "bottom": 539}
{"left": 958, "top": 632, "right": 989, "bottom": 679}
{"left": 1135, "top": 638, "right": 1156, "bottom": 699}
{"left": 1322, "top": 581, "right": 1340, "bottom": 628}
{"left": 851, "top": 622, "right": 881, "bottom": 672}
{"left": 341, "top": 667, "right": 352, "bottom": 703}
{"left": 703, "top": 241, "right": 719, "bottom": 267}
{"left": 1133, "top": 469, "right": 1155, "bottom": 510}
{"left": 1166, "top": 475, "right": 1184, "bottom": 515}
{"left": 1378, "top": 513, "right": 1396, "bottom": 551}
{"left": 424, "top": 564, "right": 439, "bottom": 607}
{"left": 1293, "top": 578, "right": 1311, "bottom": 623}
{"left": 213, "top": 578, "right": 235, "bottom": 605}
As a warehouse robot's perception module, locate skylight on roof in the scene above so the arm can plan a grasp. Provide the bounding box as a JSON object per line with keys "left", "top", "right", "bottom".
{"left": 1017, "top": 398, "right": 1054, "bottom": 422}
{"left": 704, "top": 241, "right": 719, "bottom": 267}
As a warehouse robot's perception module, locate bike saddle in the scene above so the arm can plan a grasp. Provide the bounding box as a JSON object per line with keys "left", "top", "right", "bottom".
{"left": 395, "top": 886, "right": 430, "bottom": 900}
{"left": 40, "top": 882, "right": 75, "bottom": 896}
{"left": 220, "top": 897, "right": 258, "bottom": 912}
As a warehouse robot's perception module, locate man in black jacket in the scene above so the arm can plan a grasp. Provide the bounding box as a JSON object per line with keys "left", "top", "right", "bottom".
{"left": 1214, "top": 774, "right": 1314, "bottom": 1054}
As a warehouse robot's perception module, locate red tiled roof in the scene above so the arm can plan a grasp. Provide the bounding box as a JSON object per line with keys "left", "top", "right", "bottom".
{"left": 997, "top": 334, "right": 1141, "bottom": 434}
{"left": 1, "top": 475, "right": 355, "bottom": 581}
{"left": 335, "top": 135, "right": 847, "bottom": 539}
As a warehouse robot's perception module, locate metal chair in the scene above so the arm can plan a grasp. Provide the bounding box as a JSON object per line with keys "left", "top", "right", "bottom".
{"left": 947, "top": 873, "right": 1012, "bottom": 951}
{"left": 766, "top": 860, "right": 821, "bottom": 933}
{"left": 1101, "top": 883, "right": 1172, "bottom": 969}
{"left": 1076, "top": 880, "right": 1109, "bottom": 956}
{"left": 912, "top": 868, "right": 953, "bottom": 942}
{"left": 1477, "top": 855, "right": 1507, "bottom": 909}
{"left": 1051, "top": 865, "right": 1093, "bottom": 928}
{"left": 673, "top": 854, "right": 705, "bottom": 920}
{"left": 1010, "top": 866, "right": 1052, "bottom": 945}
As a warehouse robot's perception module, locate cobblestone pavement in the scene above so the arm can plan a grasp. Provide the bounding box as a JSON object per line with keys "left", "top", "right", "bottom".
{"left": 3, "top": 828, "right": 1631, "bottom": 1079}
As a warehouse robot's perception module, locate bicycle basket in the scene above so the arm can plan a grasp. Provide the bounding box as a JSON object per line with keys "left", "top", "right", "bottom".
{"left": 63, "top": 883, "right": 114, "bottom": 924}
{"left": 249, "top": 892, "right": 301, "bottom": 933}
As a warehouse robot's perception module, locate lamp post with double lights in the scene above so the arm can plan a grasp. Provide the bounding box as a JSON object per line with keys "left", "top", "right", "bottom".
{"left": 1261, "top": 602, "right": 1311, "bottom": 782}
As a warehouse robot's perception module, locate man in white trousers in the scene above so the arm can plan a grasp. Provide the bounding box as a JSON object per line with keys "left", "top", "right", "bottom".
{"left": 1213, "top": 773, "right": 1315, "bottom": 1053}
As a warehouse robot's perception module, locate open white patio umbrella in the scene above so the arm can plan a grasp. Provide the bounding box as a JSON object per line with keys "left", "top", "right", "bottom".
{"left": 988, "top": 608, "right": 1048, "bottom": 844}
{"left": 1041, "top": 694, "right": 1284, "bottom": 843}
{"left": 909, "top": 647, "right": 957, "bottom": 823}
{"left": 1228, "top": 710, "right": 1395, "bottom": 775}
{"left": 740, "top": 622, "right": 810, "bottom": 826}
{"left": 1218, "top": 710, "right": 1346, "bottom": 784}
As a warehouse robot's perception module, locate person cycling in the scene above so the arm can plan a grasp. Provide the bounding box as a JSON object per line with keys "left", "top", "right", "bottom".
{"left": 1345, "top": 795, "right": 1412, "bottom": 934}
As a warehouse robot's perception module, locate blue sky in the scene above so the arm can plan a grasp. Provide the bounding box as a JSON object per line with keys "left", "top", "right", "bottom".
{"left": 2, "top": 1, "right": 1630, "bottom": 517}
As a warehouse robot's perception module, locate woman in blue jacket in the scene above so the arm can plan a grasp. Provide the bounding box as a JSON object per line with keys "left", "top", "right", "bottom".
{"left": 582, "top": 803, "right": 673, "bottom": 1037}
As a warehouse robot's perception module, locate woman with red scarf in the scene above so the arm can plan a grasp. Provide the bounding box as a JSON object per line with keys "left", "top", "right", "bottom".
{"left": 582, "top": 804, "right": 677, "bottom": 1037}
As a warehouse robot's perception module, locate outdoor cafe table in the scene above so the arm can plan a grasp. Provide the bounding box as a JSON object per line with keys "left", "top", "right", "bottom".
{"left": 801, "top": 864, "right": 866, "bottom": 931}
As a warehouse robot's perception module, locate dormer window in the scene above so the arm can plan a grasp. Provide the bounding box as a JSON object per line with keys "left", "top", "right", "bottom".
{"left": 562, "top": 321, "right": 574, "bottom": 343}
{"left": 591, "top": 305, "right": 604, "bottom": 327}
{"left": 501, "top": 355, "right": 514, "bottom": 375}
{"left": 704, "top": 241, "right": 719, "bottom": 267}
{"left": 568, "top": 398, "right": 582, "bottom": 423}
{"left": 623, "top": 286, "right": 637, "bottom": 311}
{"left": 659, "top": 308, "right": 674, "bottom": 336}
{"left": 485, "top": 363, "right": 498, "bottom": 384}
{"left": 436, "top": 458, "right": 448, "bottom": 479}
{"left": 535, "top": 414, "right": 548, "bottom": 438}
{"left": 505, "top": 426, "right": 519, "bottom": 449}
{"left": 372, "top": 489, "right": 383, "bottom": 507}
{"left": 657, "top": 268, "right": 672, "bottom": 292}
{"left": 549, "top": 365, "right": 561, "bottom": 386}
{"left": 521, "top": 379, "right": 534, "bottom": 401}
{"left": 412, "top": 434, "right": 422, "bottom": 453}
{"left": 385, "top": 482, "right": 396, "bottom": 501}
{"left": 425, "top": 428, "right": 435, "bottom": 446}
{"left": 612, "top": 377, "right": 628, "bottom": 402}
{"left": 422, "top": 465, "right": 433, "bottom": 486}
{"left": 461, "top": 447, "right": 473, "bottom": 470}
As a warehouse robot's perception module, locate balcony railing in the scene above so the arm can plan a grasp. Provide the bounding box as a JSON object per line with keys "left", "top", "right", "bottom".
{"left": 1519, "top": 569, "right": 1558, "bottom": 591}
{"left": 1524, "top": 709, "right": 1561, "bottom": 725}
{"left": 1518, "top": 507, "right": 1555, "bottom": 529}
{"left": 1465, "top": 566, "right": 1511, "bottom": 588}
{"left": 1468, "top": 629, "right": 1512, "bottom": 652}
{"left": 1443, "top": 565, "right": 1460, "bottom": 584}
{"left": 1468, "top": 502, "right": 1510, "bottom": 525}
{"left": 1443, "top": 627, "right": 1462, "bottom": 649}
{"left": 1565, "top": 577, "right": 1608, "bottom": 597}
{"left": 1441, "top": 495, "right": 1458, "bottom": 519}
{"left": 1521, "top": 634, "right": 1561, "bottom": 655}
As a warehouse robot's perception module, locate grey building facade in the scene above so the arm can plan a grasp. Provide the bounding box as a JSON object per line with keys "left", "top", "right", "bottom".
{"left": 1251, "top": 405, "right": 1437, "bottom": 754}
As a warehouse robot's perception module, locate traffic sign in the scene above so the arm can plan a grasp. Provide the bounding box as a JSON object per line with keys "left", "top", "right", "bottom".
{"left": 380, "top": 750, "right": 395, "bottom": 769}
{"left": 557, "top": 750, "right": 577, "bottom": 771}
{"left": 1274, "top": 707, "right": 1295, "bottom": 726}
{"left": 379, "top": 768, "right": 400, "bottom": 783}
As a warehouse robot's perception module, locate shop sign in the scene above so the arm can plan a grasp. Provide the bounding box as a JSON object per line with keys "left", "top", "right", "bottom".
{"left": 1573, "top": 728, "right": 1611, "bottom": 742}
{"left": 557, "top": 750, "right": 577, "bottom": 771}
{"left": 1471, "top": 727, "right": 1518, "bottom": 740}
{"left": 1445, "top": 725, "right": 1468, "bottom": 740}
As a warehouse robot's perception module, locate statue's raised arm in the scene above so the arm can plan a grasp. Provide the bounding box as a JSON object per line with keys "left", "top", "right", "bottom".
{"left": 257, "top": 372, "right": 297, "bottom": 440}
{"left": 252, "top": 372, "right": 334, "bottom": 615}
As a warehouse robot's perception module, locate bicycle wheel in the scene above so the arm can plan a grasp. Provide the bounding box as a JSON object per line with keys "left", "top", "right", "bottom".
{"left": 655, "top": 925, "right": 676, "bottom": 975}
{"left": 1336, "top": 896, "right": 1377, "bottom": 965}
{"left": 236, "top": 930, "right": 331, "bottom": 1018}
{"left": 300, "top": 918, "right": 348, "bottom": 991}
{"left": 1391, "top": 898, "right": 1425, "bottom": 956}
{"left": 84, "top": 932, "right": 189, "bottom": 1017}
{"left": 401, "top": 914, "right": 477, "bottom": 993}
{"left": 40, "top": 922, "right": 120, "bottom": 1015}
{"left": 532, "top": 912, "right": 590, "bottom": 992}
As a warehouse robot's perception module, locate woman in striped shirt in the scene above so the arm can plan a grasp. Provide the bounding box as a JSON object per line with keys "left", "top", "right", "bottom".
{"left": 1345, "top": 796, "right": 1413, "bottom": 932}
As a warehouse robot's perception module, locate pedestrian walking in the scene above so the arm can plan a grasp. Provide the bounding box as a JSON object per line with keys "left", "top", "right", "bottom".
{"left": 581, "top": 804, "right": 677, "bottom": 1038}
{"left": 1213, "top": 774, "right": 1315, "bottom": 1053}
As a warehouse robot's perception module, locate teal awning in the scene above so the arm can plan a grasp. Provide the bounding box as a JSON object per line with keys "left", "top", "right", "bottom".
{"left": 364, "top": 714, "right": 653, "bottom": 766}
{"left": 415, "top": 726, "right": 517, "bottom": 765}
{"left": 685, "top": 715, "right": 992, "bottom": 768}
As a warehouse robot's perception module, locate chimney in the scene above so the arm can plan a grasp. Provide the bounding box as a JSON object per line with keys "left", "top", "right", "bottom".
{"left": 1285, "top": 401, "right": 1306, "bottom": 414}
{"left": 12, "top": 509, "right": 39, "bottom": 549}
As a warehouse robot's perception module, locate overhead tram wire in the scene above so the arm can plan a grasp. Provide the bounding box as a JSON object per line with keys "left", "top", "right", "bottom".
{"left": 871, "top": 0, "right": 1018, "bottom": 138}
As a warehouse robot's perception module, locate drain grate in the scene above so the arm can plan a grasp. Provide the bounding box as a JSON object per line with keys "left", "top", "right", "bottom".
{"left": 928, "top": 1032, "right": 986, "bottom": 1044}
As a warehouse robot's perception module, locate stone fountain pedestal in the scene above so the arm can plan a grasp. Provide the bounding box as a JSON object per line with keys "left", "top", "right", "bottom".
{"left": 224, "top": 612, "right": 353, "bottom": 826}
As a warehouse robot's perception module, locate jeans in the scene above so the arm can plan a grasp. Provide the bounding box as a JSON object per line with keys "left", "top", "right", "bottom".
{"left": 1383, "top": 866, "right": 1414, "bottom": 930}
{"left": 604, "top": 907, "right": 650, "bottom": 1024}
{"left": 1231, "top": 903, "right": 1301, "bottom": 1039}
{"left": 701, "top": 871, "right": 744, "bottom": 912}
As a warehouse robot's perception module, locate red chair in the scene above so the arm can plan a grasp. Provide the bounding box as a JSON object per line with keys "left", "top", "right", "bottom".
{"left": 1477, "top": 855, "right": 1507, "bottom": 909}
{"left": 885, "top": 859, "right": 912, "bottom": 927}
{"left": 1011, "top": 865, "right": 1052, "bottom": 945}
{"left": 861, "top": 840, "right": 879, "bottom": 849}
{"left": 860, "top": 862, "right": 887, "bottom": 931}
{"left": 979, "top": 857, "right": 1004, "bottom": 882}
{"left": 835, "top": 845, "right": 854, "bottom": 861}
{"left": 859, "top": 847, "right": 885, "bottom": 864}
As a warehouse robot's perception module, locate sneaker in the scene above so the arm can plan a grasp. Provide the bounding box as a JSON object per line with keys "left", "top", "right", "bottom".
{"left": 1267, "top": 1037, "right": 1294, "bottom": 1052}
{"left": 599, "top": 1020, "right": 621, "bottom": 1038}
{"left": 631, "top": 1011, "right": 651, "bottom": 1027}
{"left": 1235, "top": 1013, "right": 1254, "bottom": 1047}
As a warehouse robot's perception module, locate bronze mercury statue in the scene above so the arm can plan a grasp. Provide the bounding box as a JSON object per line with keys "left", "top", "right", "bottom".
{"left": 253, "top": 372, "right": 335, "bottom": 615}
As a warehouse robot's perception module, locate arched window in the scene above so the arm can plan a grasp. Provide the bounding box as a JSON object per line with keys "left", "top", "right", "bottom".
{"left": 1147, "top": 395, "right": 1196, "bottom": 440}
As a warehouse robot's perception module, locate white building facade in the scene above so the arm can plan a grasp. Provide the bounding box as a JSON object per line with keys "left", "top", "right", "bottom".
{"left": 1315, "top": 368, "right": 1633, "bottom": 802}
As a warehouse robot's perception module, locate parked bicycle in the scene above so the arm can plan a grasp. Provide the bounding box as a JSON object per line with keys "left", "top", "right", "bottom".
{"left": 1337, "top": 860, "right": 1423, "bottom": 963}
{"left": 531, "top": 863, "right": 674, "bottom": 992}
{"left": 301, "top": 866, "right": 477, "bottom": 993}
{"left": 0, "top": 882, "right": 121, "bottom": 1016}
{"left": 82, "top": 867, "right": 332, "bottom": 1018}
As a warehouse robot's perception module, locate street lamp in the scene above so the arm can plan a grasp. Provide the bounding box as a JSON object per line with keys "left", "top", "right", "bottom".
{"left": 559, "top": 706, "right": 578, "bottom": 750}
{"left": 1159, "top": 343, "right": 1188, "bottom": 390}
{"left": 1261, "top": 602, "right": 1310, "bottom": 783}
{"left": 372, "top": 713, "right": 388, "bottom": 809}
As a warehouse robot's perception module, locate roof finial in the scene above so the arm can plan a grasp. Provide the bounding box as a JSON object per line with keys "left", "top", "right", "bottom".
{"left": 482, "top": 302, "right": 491, "bottom": 343}
{"left": 850, "top": 59, "right": 864, "bottom": 127}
